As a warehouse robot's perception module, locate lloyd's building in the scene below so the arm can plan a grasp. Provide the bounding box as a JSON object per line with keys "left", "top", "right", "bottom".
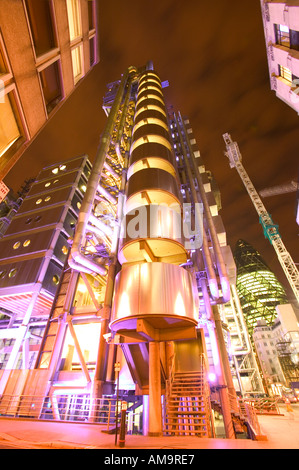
{"left": 0, "top": 62, "right": 264, "bottom": 440}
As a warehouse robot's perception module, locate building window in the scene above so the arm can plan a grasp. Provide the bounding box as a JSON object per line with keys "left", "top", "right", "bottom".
{"left": 279, "top": 65, "right": 292, "bottom": 83}
{"left": 39, "top": 60, "right": 62, "bottom": 114}
{"left": 89, "top": 36, "right": 96, "bottom": 66}
{"left": 0, "top": 48, "right": 8, "bottom": 75}
{"left": 275, "top": 24, "right": 299, "bottom": 51}
{"left": 25, "top": 0, "right": 57, "bottom": 57}
{"left": 292, "top": 73, "right": 299, "bottom": 90}
{"left": 290, "top": 29, "right": 299, "bottom": 51}
{"left": 275, "top": 24, "right": 290, "bottom": 47}
{"left": 88, "top": 0, "right": 95, "bottom": 31}
{"left": 71, "top": 45, "right": 83, "bottom": 84}
{"left": 0, "top": 92, "right": 21, "bottom": 158}
{"left": 66, "top": 0, "right": 82, "bottom": 41}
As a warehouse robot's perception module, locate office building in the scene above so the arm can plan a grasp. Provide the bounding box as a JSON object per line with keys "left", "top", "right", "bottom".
{"left": 0, "top": 0, "right": 99, "bottom": 179}
{"left": 260, "top": 0, "right": 299, "bottom": 114}
{"left": 234, "top": 239, "right": 288, "bottom": 335}
{"left": 0, "top": 155, "right": 91, "bottom": 376}
{"left": 253, "top": 304, "right": 299, "bottom": 393}
{"left": 0, "top": 63, "right": 266, "bottom": 440}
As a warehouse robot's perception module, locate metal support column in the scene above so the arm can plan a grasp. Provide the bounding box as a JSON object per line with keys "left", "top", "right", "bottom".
{"left": 148, "top": 341, "right": 163, "bottom": 436}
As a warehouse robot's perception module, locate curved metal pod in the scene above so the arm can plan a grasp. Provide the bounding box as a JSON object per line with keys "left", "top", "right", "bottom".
{"left": 137, "top": 88, "right": 164, "bottom": 103}
{"left": 139, "top": 71, "right": 161, "bottom": 87}
{"left": 130, "top": 140, "right": 175, "bottom": 167}
{"left": 132, "top": 123, "right": 171, "bottom": 143}
{"left": 134, "top": 108, "right": 168, "bottom": 126}
{"left": 110, "top": 262, "right": 199, "bottom": 339}
{"left": 136, "top": 97, "right": 166, "bottom": 114}
{"left": 118, "top": 204, "right": 187, "bottom": 265}
{"left": 125, "top": 168, "right": 181, "bottom": 214}
{"left": 129, "top": 123, "right": 176, "bottom": 178}
{"left": 138, "top": 82, "right": 163, "bottom": 95}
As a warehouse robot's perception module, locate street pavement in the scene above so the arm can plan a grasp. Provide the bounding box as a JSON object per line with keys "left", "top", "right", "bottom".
{"left": 0, "top": 403, "right": 298, "bottom": 450}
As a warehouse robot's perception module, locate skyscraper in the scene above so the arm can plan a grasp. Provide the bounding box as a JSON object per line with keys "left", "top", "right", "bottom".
{"left": 234, "top": 239, "right": 288, "bottom": 335}
{"left": 260, "top": 0, "right": 299, "bottom": 114}
{"left": 0, "top": 63, "right": 265, "bottom": 440}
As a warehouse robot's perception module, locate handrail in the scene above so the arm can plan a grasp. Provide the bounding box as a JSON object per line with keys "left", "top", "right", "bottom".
{"left": 0, "top": 394, "right": 132, "bottom": 431}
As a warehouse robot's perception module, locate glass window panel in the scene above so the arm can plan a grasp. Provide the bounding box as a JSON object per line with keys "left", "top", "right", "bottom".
{"left": 275, "top": 23, "right": 290, "bottom": 47}
{"left": 88, "top": 0, "right": 95, "bottom": 30}
{"left": 39, "top": 60, "right": 62, "bottom": 114}
{"left": 66, "top": 0, "right": 82, "bottom": 41}
{"left": 89, "top": 36, "right": 95, "bottom": 66}
{"left": 25, "top": 0, "right": 56, "bottom": 56}
{"left": 0, "top": 93, "right": 21, "bottom": 157}
{"left": 71, "top": 45, "right": 83, "bottom": 84}
{"left": 280, "top": 65, "right": 292, "bottom": 82}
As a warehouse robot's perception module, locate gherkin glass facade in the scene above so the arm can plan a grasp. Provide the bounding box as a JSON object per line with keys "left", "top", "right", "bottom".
{"left": 233, "top": 239, "right": 288, "bottom": 336}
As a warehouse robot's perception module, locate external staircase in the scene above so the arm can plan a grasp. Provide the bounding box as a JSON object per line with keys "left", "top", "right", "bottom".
{"left": 164, "top": 355, "right": 213, "bottom": 437}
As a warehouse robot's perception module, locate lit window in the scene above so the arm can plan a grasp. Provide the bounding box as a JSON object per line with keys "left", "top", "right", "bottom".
{"left": 9, "top": 268, "right": 17, "bottom": 278}
{"left": 36, "top": 198, "right": 42, "bottom": 205}
{"left": 275, "top": 24, "right": 290, "bottom": 47}
{"left": 66, "top": 0, "right": 82, "bottom": 41}
{"left": 52, "top": 274, "right": 60, "bottom": 285}
{"left": 23, "top": 239, "right": 31, "bottom": 247}
{"left": 0, "top": 93, "right": 21, "bottom": 157}
{"left": 71, "top": 45, "right": 83, "bottom": 84}
{"left": 279, "top": 65, "right": 292, "bottom": 82}
{"left": 13, "top": 241, "right": 21, "bottom": 250}
{"left": 62, "top": 246, "right": 68, "bottom": 255}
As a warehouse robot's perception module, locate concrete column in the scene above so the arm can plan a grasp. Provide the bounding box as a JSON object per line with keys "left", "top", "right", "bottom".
{"left": 148, "top": 341, "right": 163, "bottom": 436}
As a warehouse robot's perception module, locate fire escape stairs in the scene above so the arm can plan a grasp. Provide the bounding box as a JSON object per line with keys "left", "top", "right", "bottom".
{"left": 164, "top": 370, "right": 212, "bottom": 437}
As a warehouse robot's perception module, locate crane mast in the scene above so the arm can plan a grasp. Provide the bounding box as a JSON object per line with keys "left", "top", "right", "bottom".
{"left": 223, "top": 133, "right": 299, "bottom": 306}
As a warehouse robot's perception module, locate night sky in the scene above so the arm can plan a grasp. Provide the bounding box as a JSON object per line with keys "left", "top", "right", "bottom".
{"left": 4, "top": 0, "right": 299, "bottom": 304}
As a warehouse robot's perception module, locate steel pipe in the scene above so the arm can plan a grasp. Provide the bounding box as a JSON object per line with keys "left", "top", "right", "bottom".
{"left": 181, "top": 114, "right": 230, "bottom": 302}
{"left": 174, "top": 114, "right": 219, "bottom": 300}
{"left": 70, "top": 68, "right": 136, "bottom": 277}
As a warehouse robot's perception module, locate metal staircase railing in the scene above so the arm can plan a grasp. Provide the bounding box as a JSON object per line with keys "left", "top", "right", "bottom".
{"left": 164, "top": 354, "right": 213, "bottom": 437}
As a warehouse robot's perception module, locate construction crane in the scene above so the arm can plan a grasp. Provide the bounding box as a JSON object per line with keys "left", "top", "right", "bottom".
{"left": 223, "top": 133, "right": 299, "bottom": 306}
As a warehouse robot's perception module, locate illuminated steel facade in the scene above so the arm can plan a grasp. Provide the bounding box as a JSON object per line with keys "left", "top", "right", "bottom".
{"left": 234, "top": 239, "right": 288, "bottom": 336}
{"left": 0, "top": 64, "right": 264, "bottom": 438}
{"left": 0, "top": 156, "right": 90, "bottom": 383}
